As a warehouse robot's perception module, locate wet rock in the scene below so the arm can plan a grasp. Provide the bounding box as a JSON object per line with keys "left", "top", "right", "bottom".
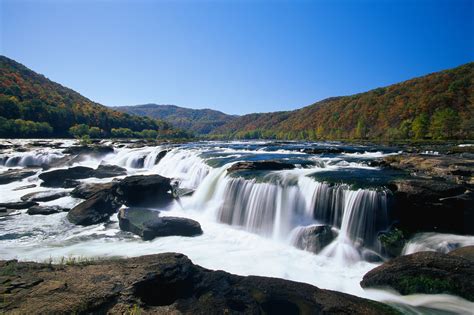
{"left": 378, "top": 228, "right": 406, "bottom": 258}
{"left": 71, "top": 182, "right": 117, "bottom": 199}
{"left": 383, "top": 154, "right": 474, "bottom": 184}
{"left": 301, "top": 147, "right": 344, "bottom": 154}
{"left": 27, "top": 205, "right": 69, "bottom": 215}
{"left": 0, "top": 253, "right": 398, "bottom": 314}
{"left": 175, "top": 187, "right": 194, "bottom": 198}
{"left": 0, "top": 169, "right": 37, "bottom": 185}
{"left": 39, "top": 165, "right": 126, "bottom": 187}
{"left": 449, "top": 246, "right": 474, "bottom": 262}
{"left": 39, "top": 166, "right": 95, "bottom": 187}
{"left": 115, "top": 175, "right": 173, "bottom": 207}
{"left": 93, "top": 164, "right": 127, "bottom": 178}
{"left": 292, "top": 225, "right": 337, "bottom": 254}
{"left": 227, "top": 161, "right": 295, "bottom": 173}
{"left": 389, "top": 179, "right": 474, "bottom": 235}
{"left": 12, "top": 184, "right": 37, "bottom": 191}
{"left": 62, "top": 145, "right": 114, "bottom": 156}
{"left": 118, "top": 208, "right": 203, "bottom": 240}
{"left": 154, "top": 149, "right": 169, "bottom": 165}
{"left": 0, "top": 201, "right": 38, "bottom": 210}
{"left": 21, "top": 191, "right": 68, "bottom": 203}
{"left": 67, "top": 190, "right": 121, "bottom": 226}
{"left": 361, "top": 251, "right": 474, "bottom": 301}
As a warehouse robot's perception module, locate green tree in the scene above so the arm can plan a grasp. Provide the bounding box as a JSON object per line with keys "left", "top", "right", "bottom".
{"left": 355, "top": 118, "right": 367, "bottom": 139}
{"left": 69, "top": 124, "right": 90, "bottom": 138}
{"left": 430, "top": 108, "right": 459, "bottom": 139}
{"left": 411, "top": 113, "right": 429, "bottom": 139}
{"left": 0, "top": 95, "right": 20, "bottom": 119}
{"left": 88, "top": 127, "right": 102, "bottom": 138}
{"left": 398, "top": 119, "right": 412, "bottom": 139}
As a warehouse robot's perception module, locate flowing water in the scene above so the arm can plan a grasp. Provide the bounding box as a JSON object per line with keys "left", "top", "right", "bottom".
{"left": 0, "top": 139, "right": 473, "bottom": 314}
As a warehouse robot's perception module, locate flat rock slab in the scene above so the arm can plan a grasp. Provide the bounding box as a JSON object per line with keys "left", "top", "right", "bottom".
{"left": 0, "top": 201, "right": 38, "bottom": 210}
{"left": 21, "top": 191, "right": 68, "bottom": 203}
{"left": 0, "top": 253, "right": 398, "bottom": 314}
{"left": 27, "top": 205, "right": 69, "bottom": 215}
{"left": 0, "top": 169, "right": 37, "bottom": 185}
{"left": 361, "top": 251, "right": 474, "bottom": 301}
{"left": 118, "top": 207, "right": 203, "bottom": 240}
{"left": 227, "top": 161, "right": 295, "bottom": 173}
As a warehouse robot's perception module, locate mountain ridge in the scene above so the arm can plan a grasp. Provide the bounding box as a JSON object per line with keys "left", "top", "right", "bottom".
{"left": 112, "top": 103, "right": 238, "bottom": 134}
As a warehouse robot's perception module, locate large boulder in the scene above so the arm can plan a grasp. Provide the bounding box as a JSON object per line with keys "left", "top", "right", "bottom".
{"left": 227, "top": 161, "right": 295, "bottom": 173}
{"left": 67, "top": 190, "right": 121, "bottom": 226}
{"left": 0, "top": 253, "right": 398, "bottom": 314}
{"left": 361, "top": 251, "right": 474, "bottom": 301}
{"left": 118, "top": 207, "right": 203, "bottom": 240}
{"left": 39, "top": 166, "right": 95, "bottom": 187}
{"left": 0, "top": 169, "right": 37, "bottom": 185}
{"left": 114, "top": 175, "right": 173, "bottom": 207}
{"left": 39, "top": 165, "right": 127, "bottom": 187}
{"left": 389, "top": 179, "right": 474, "bottom": 235}
{"left": 93, "top": 164, "right": 127, "bottom": 178}
{"left": 292, "top": 225, "right": 337, "bottom": 254}
{"left": 70, "top": 182, "right": 118, "bottom": 199}
{"left": 21, "top": 190, "right": 68, "bottom": 203}
{"left": 27, "top": 205, "right": 69, "bottom": 215}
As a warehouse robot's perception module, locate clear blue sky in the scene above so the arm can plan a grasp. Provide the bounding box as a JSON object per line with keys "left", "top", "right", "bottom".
{"left": 1, "top": 0, "right": 473, "bottom": 115}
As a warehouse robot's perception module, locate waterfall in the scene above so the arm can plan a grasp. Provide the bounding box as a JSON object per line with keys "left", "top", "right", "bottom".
{"left": 185, "top": 164, "right": 390, "bottom": 257}
{"left": 0, "top": 151, "right": 64, "bottom": 167}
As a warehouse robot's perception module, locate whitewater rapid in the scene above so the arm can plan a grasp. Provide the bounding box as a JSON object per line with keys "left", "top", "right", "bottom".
{"left": 1, "top": 139, "right": 473, "bottom": 314}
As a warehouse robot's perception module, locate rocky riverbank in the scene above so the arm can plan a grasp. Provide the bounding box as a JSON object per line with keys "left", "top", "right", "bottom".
{"left": 0, "top": 253, "right": 399, "bottom": 314}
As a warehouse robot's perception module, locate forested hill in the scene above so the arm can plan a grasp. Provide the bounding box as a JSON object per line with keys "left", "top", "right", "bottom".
{"left": 213, "top": 62, "right": 474, "bottom": 140}
{"left": 112, "top": 104, "right": 238, "bottom": 134}
{"left": 0, "top": 56, "right": 180, "bottom": 138}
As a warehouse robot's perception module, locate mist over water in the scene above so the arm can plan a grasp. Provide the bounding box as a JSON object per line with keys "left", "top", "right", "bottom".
{"left": 1, "top": 139, "right": 473, "bottom": 314}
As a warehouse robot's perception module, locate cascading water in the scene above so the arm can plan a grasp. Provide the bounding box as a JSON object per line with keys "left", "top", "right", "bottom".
{"left": 180, "top": 163, "right": 391, "bottom": 260}
{"left": 0, "top": 151, "right": 64, "bottom": 167}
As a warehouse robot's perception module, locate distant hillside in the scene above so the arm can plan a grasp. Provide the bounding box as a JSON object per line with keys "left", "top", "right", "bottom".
{"left": 112, "top": 104, "right": 238, "bottom": 134}
{"left": 213, "top": 62, "right": 474, "bottom": 140}
{"left": 0, "top": 56, "right": 178, "bottom": 138}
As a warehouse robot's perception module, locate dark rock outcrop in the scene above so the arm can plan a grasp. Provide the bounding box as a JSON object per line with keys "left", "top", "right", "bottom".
{"left": 389, "top": 179, "right": 474, "bottom": 235}
{"left": 39, "top": 166, "right": 95, "bottom": 187}
{"left": 67, "top": 191, "right": 121, "bottom": 226}
{"left": 0, "top": 201, "right": 38, "bottom": 210}
{"left": 227, "top": 161, "right": 295, "bottom": 173}
{"left": 0, "top": 253, "right": 398, "bottom": 314}
{"left": 361, "top": 251, "right": 474, "bottom": 301}
{"left": 39, "top": 165, "right": 127, "bottom": 187}
{"left": 154, "top": 149, "right": 169, "bottom": 165}
{"left": 118, "top": 208, "right": 203, "bottom": 240}
{"left": 27, "top": 205, "right": 69, "bottom": 215}
{"left": 449, "top": 246, "right": 474, "bottom": 262}
{"left": 62, "top": 145, "right": 114, "bottom": 156}
{"left": 301, "top": 147, "right": 344, "bottom": 154}
{"left": 0, "top": 169, "right": 37, "bottom": 185}
{"left": 292, "top": 225, "right": 337, "bottom": 254}
{"left": 21, "top": 190, "right": 68, "bottom": 203}
{"left": 70, "top": 182, "right": 118, "bottom": 199}
{"left": 93, "top": 164, "right": 127, "bottom": 178}
{"left": 114, "top": 175, "right": 173, "bottom": 207}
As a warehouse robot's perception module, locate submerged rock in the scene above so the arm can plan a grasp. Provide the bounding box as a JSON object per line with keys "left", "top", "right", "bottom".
{"left": 27, "top": 205, "right": 69, "bottom": 215}
{"left": 227, "top": 161, "right": 295, "bottom": 173}
{"left": 21, "top": 190, "right": 68, "bottom": 203}
{"left": 361, "top": 251, "right": 474, "bottom": 301}
{"left": 67, "top": 190, "right": 121, "bottom": 226}
{"left": 292, "top": 225, "right": 337, "bottom": 254}
{"left": 118, "top": 207, "right": 203, "bottom": 240}
{"left": 0, "top": 253, "right": 398, "bottom": 314}
{"left": 0, "top": 169, "right": 37, "bottom": 185}
{"left": 12, "top": 184, "right": 37, "bottom": 191}
{"left": 115, "top": 174, "right": 173, "bottom": 207}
